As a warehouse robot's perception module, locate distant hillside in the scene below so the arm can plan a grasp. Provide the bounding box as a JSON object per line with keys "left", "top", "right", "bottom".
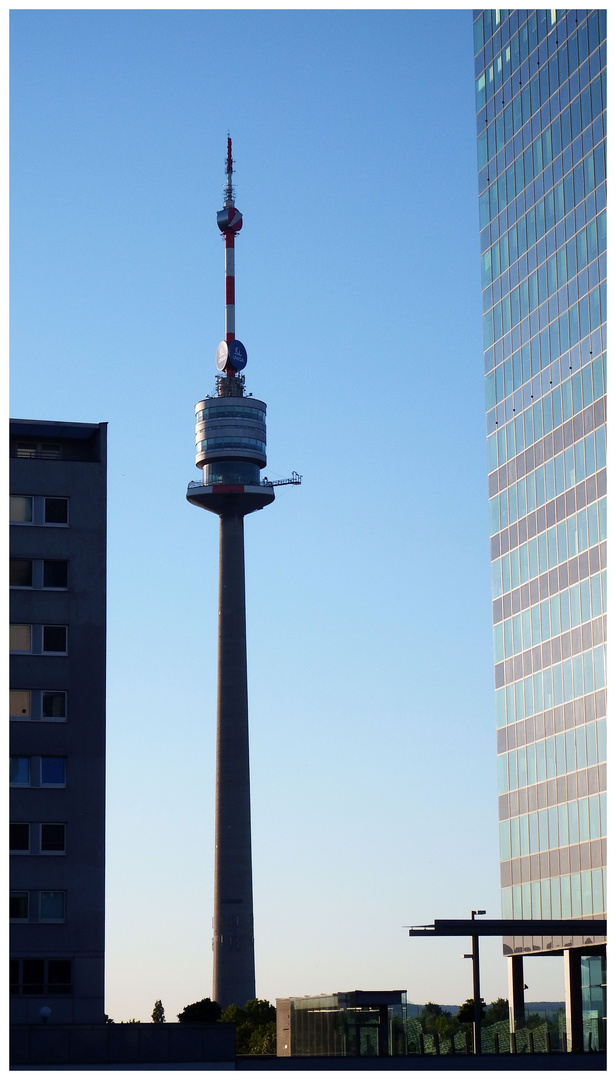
{"left": 406, "top": 1001, "right": 565, "bottom": 1019}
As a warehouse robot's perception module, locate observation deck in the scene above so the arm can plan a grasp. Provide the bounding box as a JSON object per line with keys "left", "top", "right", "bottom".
{"left": 186, "top": 479, "right": 274, "bottom": 516}
{"left": 187, "top": 374, "right": 274, "bottom": 516}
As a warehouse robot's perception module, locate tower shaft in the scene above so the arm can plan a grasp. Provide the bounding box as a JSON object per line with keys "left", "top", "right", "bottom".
{"left": 213, "top": 512, "right": 255, "bottom": 1007}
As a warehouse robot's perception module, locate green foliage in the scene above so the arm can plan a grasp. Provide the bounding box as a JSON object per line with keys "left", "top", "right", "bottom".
{"left": 547, "top": 1007, "right": 566, "bottom": 1042}
{"left": 151, "top": 999, "right": 165, "bottom": 1023}
{"left": 456, "top": 997, "right": 486, "bottom": 1025}
{"left": 484, "top": 997, "right": 509, "bottom": 1025}
{"left": 434, "top": 1012, "right": 460, "bottom": 1037}
{"left": 219, "top": 999, "right": 276, "bottom": 1055}
{"left": 247, "top": 1024, "right": 276, "bottom": 1055}
{"left": 244, "top": 999, "right": 276, "bottom": 1026}
{"left": 525, "top": 1012, "right": 544, "bottom": 1030}
{"left": 177, "top": 998, "right": 222, "bottom": 1023}
{"left": 124, "top": 1019, "right": 141, "bottom": 1024}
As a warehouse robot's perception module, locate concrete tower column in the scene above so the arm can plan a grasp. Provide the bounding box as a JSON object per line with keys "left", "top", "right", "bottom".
{"left": 213, "top": 511, "right": 255, "bottom": 1008}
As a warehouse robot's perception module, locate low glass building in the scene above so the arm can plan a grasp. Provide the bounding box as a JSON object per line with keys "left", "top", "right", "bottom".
{"left": 276, "top": 991, "right": 409, "bottom": 1057}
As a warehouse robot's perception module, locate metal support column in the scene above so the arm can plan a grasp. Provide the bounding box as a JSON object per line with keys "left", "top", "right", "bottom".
{"left": 564, "top": 948, "right": 583, "bottom": 1053}
{"left": 507, "top": 954, "right": 525, "bottom": 1049}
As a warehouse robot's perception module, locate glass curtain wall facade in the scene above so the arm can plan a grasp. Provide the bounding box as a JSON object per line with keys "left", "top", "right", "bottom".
{"left": 473, "top": 9, "right": 606, "bottom": 940}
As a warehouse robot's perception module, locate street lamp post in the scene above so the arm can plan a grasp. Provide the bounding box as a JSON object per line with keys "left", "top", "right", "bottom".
{"left": 470, "top": 910, "right": 486, "bottom": 1055}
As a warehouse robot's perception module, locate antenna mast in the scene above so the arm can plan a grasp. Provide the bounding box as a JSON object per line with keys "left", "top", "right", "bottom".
{"left": 216, "top": 136, "right": 243, "bottom": 365}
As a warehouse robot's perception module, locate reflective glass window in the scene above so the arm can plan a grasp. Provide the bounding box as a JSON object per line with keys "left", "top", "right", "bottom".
{"left": 10, "top": 625, "right": 31, "bottom": 652}
{"left": 10, "top": 691, "right": 30, "bottom": 719}
{"left": 41, "top": 758, "right": 66, "bottom": 786}
{"left": 10, "top": 757, "right": 30, "bottom": 785}
{"left": 10, "top": 496, "right": 33, "bottom": 522}
{"left": 39, "top": 892, "right": 65, "bottom": 921}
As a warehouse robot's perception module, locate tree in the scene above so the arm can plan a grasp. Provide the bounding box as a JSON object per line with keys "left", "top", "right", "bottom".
{"left": 151, "top": 999, "right": 165, "bottom": 1024}
{"left": 248, "top": 1024, "right": 276, "bottom": 1055}
{"left": 456, "top": 998, "right": 486, "bottom": 1025}
{"left": 484, "top": 998, "right": 509, "bottom": 1025}
{"left": 219, "top": 999, "right": 276, "bottom": 1055}
{"left": 419, "top": 1003, "right": 446, "bottom": 1034}
{"left": 177, "top": 998, "right": 222, "bottom": 1023}
{"left": 244, "top": 999, "right": 276, "bottom": 1027}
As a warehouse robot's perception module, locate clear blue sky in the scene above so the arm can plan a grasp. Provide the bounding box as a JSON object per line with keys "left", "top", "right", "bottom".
{"left": 10, "top": 4, "right": 566, "bottom": 1020}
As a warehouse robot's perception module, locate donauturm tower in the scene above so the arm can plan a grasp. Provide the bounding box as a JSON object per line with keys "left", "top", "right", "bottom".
{"left": 187, "top": 140, "right": 300, "bottom": 1008}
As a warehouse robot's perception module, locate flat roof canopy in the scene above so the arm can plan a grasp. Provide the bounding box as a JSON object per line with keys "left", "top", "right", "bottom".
{"left": 409, "top": 918, "right": 606, "bottom": 938}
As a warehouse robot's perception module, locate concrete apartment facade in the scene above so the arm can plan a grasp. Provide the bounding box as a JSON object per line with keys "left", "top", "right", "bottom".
{"left": 10, "top": 418, "right": 107, "bottom": 1024}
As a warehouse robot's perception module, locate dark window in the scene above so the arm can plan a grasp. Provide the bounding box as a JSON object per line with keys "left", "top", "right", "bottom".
{"left": 43, "top": 561, "right": 68, "bottom": 588}
{"left": 41, "top": 758, "right": 66, "bottom": 786}
{"left": 10, "top": 559, "right": 33, "bottom": 587}
{"left": 48, "top": 960, "right": 72, "bottom": 994}
{"left": 43, "top": 625, "right": 68, "bottom": 653}
{"left": 22, "top": 959, "right": 45, "bottom": 993}
{"left": 10, "top": 893, "right": 29, "bottom": 920}
{"left": 11, "top": 958, "right": 72, "bottom": 996}
{"left": 42, "top": 691, "right": 67, "bottom": 719}
{"left": 44, "top": 498, "right": 69, "bottom": 524}
{"left": 41, "top": 824, "right": 66, "bottom": 852}
{"left": 10, "top": 823, "right": 30, "bottom": 851}
{"left": 39, "top": 443, "right": 62, "bottom": 460}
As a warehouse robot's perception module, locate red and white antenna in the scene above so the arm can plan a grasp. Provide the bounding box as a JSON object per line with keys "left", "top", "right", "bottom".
{"left": 216, "top": 137, "right": 245, "bottom": 376}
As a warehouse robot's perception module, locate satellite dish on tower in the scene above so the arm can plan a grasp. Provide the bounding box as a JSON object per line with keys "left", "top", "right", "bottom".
{"left": 215, "top": 341, "right": 229, "bottom": 371}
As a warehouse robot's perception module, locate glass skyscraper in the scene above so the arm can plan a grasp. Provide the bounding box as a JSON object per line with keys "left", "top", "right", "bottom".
{"left": 473, "top": 9, "right": 606, "bottom": 1050}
